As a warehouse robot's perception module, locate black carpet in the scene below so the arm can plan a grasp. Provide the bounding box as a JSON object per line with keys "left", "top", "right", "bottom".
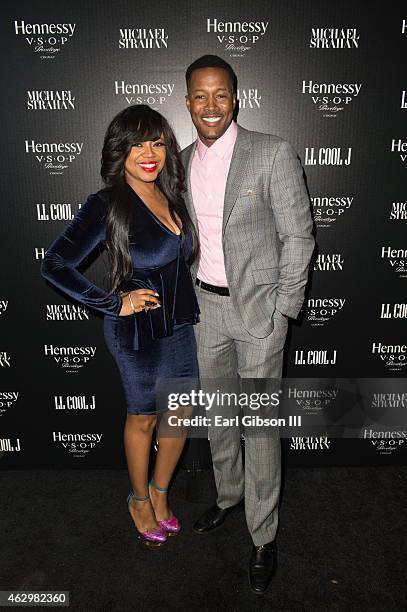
{"left": 1, "top": 465, "right": 406, "bottom": 611}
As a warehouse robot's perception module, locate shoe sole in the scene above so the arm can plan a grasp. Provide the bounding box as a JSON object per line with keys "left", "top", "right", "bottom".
{"left": 140, "top": 538, "right": 167, "bottom": 547}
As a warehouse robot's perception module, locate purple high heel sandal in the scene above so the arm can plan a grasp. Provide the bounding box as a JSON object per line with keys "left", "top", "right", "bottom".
{"left": 127, "top": 491, "right": 168, "bottom": 546}
{"left": 149, "top": 479, "right": 181, "bottom": 535}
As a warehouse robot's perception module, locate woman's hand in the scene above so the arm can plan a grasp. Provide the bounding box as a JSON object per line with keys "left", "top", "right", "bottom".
{"left": 119, "top": 289, "right": 161, "bottom": 316}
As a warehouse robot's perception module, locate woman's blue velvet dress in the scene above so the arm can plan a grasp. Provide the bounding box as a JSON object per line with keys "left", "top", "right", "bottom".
{"left": 41, "top": 183, "right": 200, "bottom": 414}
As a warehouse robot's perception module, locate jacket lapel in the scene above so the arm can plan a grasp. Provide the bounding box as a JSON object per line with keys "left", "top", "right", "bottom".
{"left": 182, "top": 141, "right": 200, "bottom": 278}
{"left": 222, "top": 125, "right": 251, "bottom": 235}
{"left": 183, "top": 141, "right": 198, "bottom": 229}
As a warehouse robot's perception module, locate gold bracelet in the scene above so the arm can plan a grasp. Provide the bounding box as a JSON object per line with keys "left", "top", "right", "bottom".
{"left": 128, "top": 292, "right": 136, "bottom": 313}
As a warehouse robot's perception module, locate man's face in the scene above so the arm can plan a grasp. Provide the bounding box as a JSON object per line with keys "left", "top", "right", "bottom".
{"left": 185, "top": 67, "right": 236, "bottom": 147}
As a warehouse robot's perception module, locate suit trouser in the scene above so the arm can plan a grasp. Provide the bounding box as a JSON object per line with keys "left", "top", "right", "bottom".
{"left": 194, "top": 285, "right": 288, "bottom": 546}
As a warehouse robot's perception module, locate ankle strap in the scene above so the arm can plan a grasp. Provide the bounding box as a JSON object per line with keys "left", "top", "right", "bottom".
{"left": 127, "top": 491, "right": 149, "bottom": 503}
{"left": 149, "top": 479, "right": 168, "bottom": 493}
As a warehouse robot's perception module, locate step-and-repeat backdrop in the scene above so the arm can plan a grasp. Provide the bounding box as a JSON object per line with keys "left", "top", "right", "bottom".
{"left": 1, "top": 0, "right": 406, "bottom": 468}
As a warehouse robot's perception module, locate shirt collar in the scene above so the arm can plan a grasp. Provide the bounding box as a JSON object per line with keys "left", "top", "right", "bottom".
{"left": 196, "top": 120, "right": 238, "bottom": 161}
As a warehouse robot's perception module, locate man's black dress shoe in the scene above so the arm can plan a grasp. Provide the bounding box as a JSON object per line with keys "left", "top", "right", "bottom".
{"left": 193, "top": 503, "right": 234, "bottom": 534}
{"left": 248, "top": 541, "right": 276, "bottom": 595}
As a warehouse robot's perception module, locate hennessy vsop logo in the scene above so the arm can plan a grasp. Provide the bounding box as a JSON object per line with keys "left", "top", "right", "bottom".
{"left": 52, "top": 431, "right": 103, "bottom": 457}
{"left": 371, "top": 343, "right": 407, "bottom": 371}
{"left": 114, "top": 81, "right": 174, "bottom": 107}
{"left": 35, "top": 247, "right": 45, "bottom": 260}
{"left": 14, "top": 20, "right": 76, "bottom": 58}
{"left": 311, "top": 195, "right": 354, "bottom": 227}
{"left": 207, "top": 18, "right": 269, "bottom": 57}
{"left": 391, "top": 139, "right": 407, "bottom": 167}
{"left": 303, "top": 297, "right": 346, "bottom": 326}
{"left": 302, "top": 81, "right": 362, "bottom": 117}
{"left": 44, "top": 344, "right": 97, "bottom": 373}
{"left": 0, "top": 391, "right": 19, "bottom": 417}
{"left": 380, "top": 246, "right": 407, "bottom": 276}
{"left": 25, "top": 139, "right": 83, "bottom": 175}
{"left": 288, "top": 387, "right": 338, "bottom": 413}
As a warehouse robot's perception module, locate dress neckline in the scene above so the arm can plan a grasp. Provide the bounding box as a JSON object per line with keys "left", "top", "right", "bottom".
{"left": 125, "top": 182, "right": 182, "bottom": 238}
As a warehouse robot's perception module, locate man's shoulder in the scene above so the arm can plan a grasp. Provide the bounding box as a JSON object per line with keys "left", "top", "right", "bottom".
{"left": 240, "top": 125, "right": 288, "bottom": 148}
{"left": 239, "top": 126, "right": 300, "bottom": 162}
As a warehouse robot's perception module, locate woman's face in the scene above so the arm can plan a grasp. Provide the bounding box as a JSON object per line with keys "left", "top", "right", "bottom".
{"left": 124, "top": 133, "right": 166, "bottom": 186}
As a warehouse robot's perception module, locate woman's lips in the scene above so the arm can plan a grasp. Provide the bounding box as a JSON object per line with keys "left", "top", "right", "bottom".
{"left": 139, "top": 162, "right": 159, "bottom": 173}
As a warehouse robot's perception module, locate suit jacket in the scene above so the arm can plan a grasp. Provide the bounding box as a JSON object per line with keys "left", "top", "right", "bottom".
{"left": 181, "top": 124, "right": 315, "bottom": 338}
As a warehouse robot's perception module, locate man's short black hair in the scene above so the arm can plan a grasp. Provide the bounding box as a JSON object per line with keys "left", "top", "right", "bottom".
{"left": 186, "top": 55, "right": 237, "bottom": 93}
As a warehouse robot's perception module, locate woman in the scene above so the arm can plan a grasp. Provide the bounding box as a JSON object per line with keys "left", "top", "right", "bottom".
{"left": 41, "top": 105, "right": 200, "bottom": 547}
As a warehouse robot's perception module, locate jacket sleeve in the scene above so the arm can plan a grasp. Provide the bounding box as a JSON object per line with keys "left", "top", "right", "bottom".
{"left": 269, "top": 139, "right": 315, "bottom": 319}
{"left": 40, "top": 192, "right": 123, "bottom": 317}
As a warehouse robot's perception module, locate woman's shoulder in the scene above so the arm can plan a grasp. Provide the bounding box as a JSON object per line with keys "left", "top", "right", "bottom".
{"left": 81, "top": 187, "right": 115, "bottom": 211}
{"left": 93, "top": 186, "right": 114, "bottom": 204}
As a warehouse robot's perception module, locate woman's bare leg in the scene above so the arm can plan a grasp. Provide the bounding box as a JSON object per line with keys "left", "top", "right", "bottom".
{"left": 124, "top": 414, "right": 159, "bottom": 532}
{"left": 150, "top": 408, "right": 191, "bottom": 520}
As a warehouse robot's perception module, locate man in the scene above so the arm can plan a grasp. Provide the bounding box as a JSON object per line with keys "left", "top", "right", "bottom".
{"left": 181, "top": 55, "right": 315, "bottom": 594}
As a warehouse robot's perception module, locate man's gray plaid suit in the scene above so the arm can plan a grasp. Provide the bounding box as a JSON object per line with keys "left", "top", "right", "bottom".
{"left": 181, "top": 125, "right": 315, "bottom": 545}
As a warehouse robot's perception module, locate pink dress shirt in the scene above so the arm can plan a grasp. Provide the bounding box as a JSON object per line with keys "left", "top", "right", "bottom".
{"left": 190, "top": 120, "right": 238, "bottom": 286}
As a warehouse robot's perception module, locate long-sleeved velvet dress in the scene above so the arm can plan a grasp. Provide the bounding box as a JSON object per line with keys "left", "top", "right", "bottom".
{"left": 41, "top": 183, "right": 200, "bottom": 414}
